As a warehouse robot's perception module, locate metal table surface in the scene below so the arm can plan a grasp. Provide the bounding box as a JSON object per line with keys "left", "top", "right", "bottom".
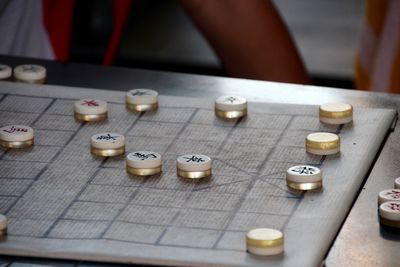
{"left": 0, "top": 55, "right": 399, "bottom": 267}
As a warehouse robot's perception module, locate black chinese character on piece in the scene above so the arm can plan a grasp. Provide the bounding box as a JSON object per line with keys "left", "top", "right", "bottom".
{"left": 96, "top": 133, "right": 117, "bottom": 141}
{"left": 225, "top": 97, "right": 237, "bottom": 103}
{"left": 134, "top": 152, "right": 157, "bottom": 160}
{"left": 292, "top": 166, "right": 316, "bottom": 175}
{"left": 183, "top": 155, "right": 204, "bottom": 163}
{"left": 131, "top": 90, "right": 150, "bottom": 96}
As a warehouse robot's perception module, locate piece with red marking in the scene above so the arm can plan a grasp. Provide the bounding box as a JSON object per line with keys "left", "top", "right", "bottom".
{"left": 0, "top": 125, "right": 34, "bottom": 149}
{"left": 378, "top": 189, "right": 400, "bottom": 205}
{"left": 379, "top": 202, "right": 400, "bottom": 228}
{"left": 74, "top": 99, "right": 108, "bottom": 122}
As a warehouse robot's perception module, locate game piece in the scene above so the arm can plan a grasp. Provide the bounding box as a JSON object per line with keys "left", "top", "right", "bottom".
{"left": 176, "top": 154, "right": 212, "bottom": 179}
{"left": 0, "top": 125, "right": 34, "bottom": 149}
{"left": 0, "top": 214, "right": 7, "bottom": 236}
{"left": 126, "top": 89, "right": 158, "bottom": 112}
{"left": 0, "top": 64, "right": 12, "bottom": 80}
{"left": 395, "top": 177, "right": 400, "bottom": 189}
{"left": 378, "top": 189, "right": 400, "bottom": 205}
{"left": 286, "top": 165, "right": 322, "bottom": 190}
{"left": 319, "top": 103, "right": 353, "bottom": 125}
{"left": 90, "top": 133, "right": 125, "bottom": 157}
{"left": 126, "top": 151, "right": 162, "bottom": 176}
{"left": 246, "top": 228, "right": 284, "bottom": 256}
{"left": 74, "top": 99, "right": 108, "bottom": 122}
{"left": 13, "top": 64, "right": 46, "bottom": 84}
{"left": 215, "top": 95, "right": 247, "bottom": 119}
{"left": 379, "top": 202, "right": 400, "bottom": 228}
{"left": 306, "top": 132, "right": 340, "bottom": 155}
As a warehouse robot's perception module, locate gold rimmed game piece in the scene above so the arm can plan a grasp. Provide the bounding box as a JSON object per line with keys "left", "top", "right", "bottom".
{"left": 319, "top": 103, "right": 353, "bottom": 125}
{"left": 176, "top": 154, "right": 212, "bottom": 179}
{"left": 0, "top": 125, "right": 34, "bottom": 149}
{"left": 126, "top": 89, "right": 158, "bottom": 112}
{"left": 246, "top": 228, "right": 284, "bottom": 256}
{"left": 306, "top": 132, "right": 340, "bottom": 155}
{"left": 286, "top": 165, "right": 322, "bottom": 191}
{"left": 215, "top": 95, "right": 247, "bottom": 119}
{"left": 90, "top": 133, "right": 125, "bottom": 157}
{"left": 126, "top": 102, "right": 158, "bottom": 112}
{"left": 126, "top": 151, "right": 162, "bottom": 176}
{"left": 74, "top": 99, "right": 108, "bottom": 122}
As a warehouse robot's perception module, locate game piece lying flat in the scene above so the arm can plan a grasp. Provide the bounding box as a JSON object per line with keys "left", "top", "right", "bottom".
{"left": 378, "top": 189, "right": 400, "bottom": 205}
{"left": 319, "top": 103, "right": 353, "bottom": 125}
{"left": 246, "top": 228, "right": 284, "bottom": 256}
{"left": 0, "top": 125, "right": 34, "bottom": 149}
{"left": 74, "top": 99, "right": 108, "bottom": 122}
{"left": 286, "top": 165, "right": 322, "bottom": 190}
{"left": 14, "top": 64, "right": 46, "bottom": 84}
{"left": 126, "top": 89, "right": 158, "bottom": 112}
{"left": 215, "top": 95, "right": 247, "bottom": 119}
{"left": 379, "top": 202, "right": 400, "bottom": 228}
{"left": 126, "top": 151, "right": 162, "bottom": 176}
{"left": 395, "top": 177, "right": 400, "bottom": 189}
{"left": 306, "top": 132, "right": 340, "bottom": 155}
{"left": 0, "top": 214, "right": 7, "bottom": 236}
{"left": 176, "top": 154, "right": 211, "bottom": 179}
{"left": 0, "top": 64, "right": 12, "bottom": 80}
{"left": 90, "top": 133, "right": 125, "bottom": 157}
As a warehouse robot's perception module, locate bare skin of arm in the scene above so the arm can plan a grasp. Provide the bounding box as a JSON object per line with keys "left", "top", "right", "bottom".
{"left": 179, "top": 0, "right": 310, "bottom": 84}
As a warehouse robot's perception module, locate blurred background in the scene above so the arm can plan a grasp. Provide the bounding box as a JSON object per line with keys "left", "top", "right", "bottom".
{"left": 70, "top": 0, "right": 364, "bottom": 89}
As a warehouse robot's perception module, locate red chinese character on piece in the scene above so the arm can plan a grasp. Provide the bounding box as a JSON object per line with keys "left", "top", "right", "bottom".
{"left": 82, "top": 100, "right": 99, "bottom": 106}
{"left": 4, "top": 126, "right": 27, "bottom": 133}
{"left": 386, "top": 190, "right": 400, "bottom": 199}
{"left": 388, "top": 203, "right": 400, "bottom": 212}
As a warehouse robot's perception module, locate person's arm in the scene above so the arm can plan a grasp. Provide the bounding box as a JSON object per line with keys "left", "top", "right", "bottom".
{"left": 180, "top": 0, "right": 310, "bottom": 84}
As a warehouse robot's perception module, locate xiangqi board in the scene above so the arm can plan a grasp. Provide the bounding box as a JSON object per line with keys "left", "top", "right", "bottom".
{"left": 0, "top": 82, "right": 396, "bottom": 267}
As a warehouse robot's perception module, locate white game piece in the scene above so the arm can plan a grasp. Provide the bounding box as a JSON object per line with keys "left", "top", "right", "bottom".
{"left": 126, "top": 151, "right": 162, "bottom": 176}
{"left": 176, "top": 154, "right": 212, "bottom": 179}
{"left": 395, "top": 177, "right": 400, "bottom": 189}
{"left": 379, "top": 202, "right": 400, "bottom": 228}
{"left": 286, "top": 165, "right": 322, "bottom": 190}
{"left": 0, "top": 214, "right": 7, "bottom": 236}
{"left": 14, "top": 64, "right": 46, "bottom": 84}
{"left": 0, "top": 125, "right": 34, "bottom": 149}
{"left": 246, "top": 228, "right": 284, "bottom": 256}
{"left": 90, "top": 133, "right": 125, "bottom": 157}
{"left": 378, "top": 189, "right": 400, "bottom": 205}
{"left": 74, "top": 99, "right": 108, "bottom": 122}
{"left": 319, "top": 103, "right": 353, "bottom": 125}
{"left": 126, "top": 89, "right": 158, "bottom": 112}
{"left": 0, "top": 64, "right": 12, "bottom": 80}
{"left": 215, "top": 95, "right": 247, "bottom": 119}
{"left": 306, "top": 132, "right": 340, "bottom": 155}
